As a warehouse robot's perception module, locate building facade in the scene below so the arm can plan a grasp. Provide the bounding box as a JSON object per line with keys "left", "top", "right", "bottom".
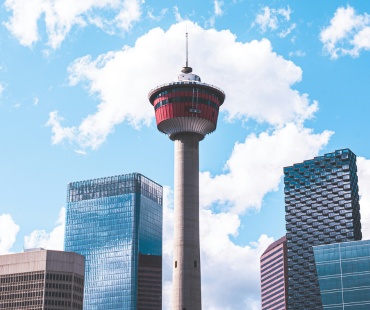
{"left": 284, "top": 149, "right": 362, "bottom": 309}
{"left": 313, "top": 240, "right": 370, "bottom": 309}
{"left": 64, "top": 173, "right": 163, "bottom": 310}
{"left": 260, "top": 235, "right": 287, "bottom": 310}
{"left": 0, "top": 248, "right": 84, "bottom": 310}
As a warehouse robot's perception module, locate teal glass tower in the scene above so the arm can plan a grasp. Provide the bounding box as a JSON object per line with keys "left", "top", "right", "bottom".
{"left": 313, "top": 240, "right": 370, "bottom": 309}
{"left": 64, "top": 173, "right": 163, "bottom": 310}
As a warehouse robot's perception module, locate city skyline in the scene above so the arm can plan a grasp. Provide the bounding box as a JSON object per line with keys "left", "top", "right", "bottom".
{"left": 1, "top": 1, "right": 370, "bottom": 309}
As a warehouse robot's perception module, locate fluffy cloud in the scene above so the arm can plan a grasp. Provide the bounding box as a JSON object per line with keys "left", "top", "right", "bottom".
{"left": 0, "top": 214, "right": 20, "bottom": 254}
{"left": 200, "top": 123, "right": 332, "bottom": 214}
{"left": 4, "top": 0, "right": 144, "bottom": 49}
{"left": 46, "top": 111, "right": 76, "bottom": 145}
{"left": 24, "top": 207, "right": 65, "bottom": 250}
{"left": 46, "top": 21, "right": 318, "bottom": 149}
{"left": 320, "top": 5, "right": 370, "bottom": 59}
{"left": 254, "top": 6, "right": 295, "bottom": 37}
{"left": 357, "top": 157, "right": 370, "bottom": 239}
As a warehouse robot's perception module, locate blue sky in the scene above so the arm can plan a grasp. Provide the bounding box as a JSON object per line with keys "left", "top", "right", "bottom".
{"left": 1, "top": 0, "right": 370, "bottom": 308}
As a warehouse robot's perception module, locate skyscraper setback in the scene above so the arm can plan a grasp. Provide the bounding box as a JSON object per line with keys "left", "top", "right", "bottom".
{"left": 148, "top": 37, "right": 225, "bottom": 309}
{"left": 64, "top": 173, "right": 163, "bottom": 310}
{"left": 284, "top": 149, "right": 362, "bottom": 309}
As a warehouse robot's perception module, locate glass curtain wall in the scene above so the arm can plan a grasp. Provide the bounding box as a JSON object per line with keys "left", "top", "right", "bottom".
{"left": 313, "top": 240, "right": 370, "bottom": 309}
{"left": 65, "top": 173, "right": 162, "bottom": 310}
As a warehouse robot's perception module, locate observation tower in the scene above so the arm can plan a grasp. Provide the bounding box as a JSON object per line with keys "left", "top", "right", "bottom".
{"left": 148, "top": 34, "right": 225, "bottom": 310}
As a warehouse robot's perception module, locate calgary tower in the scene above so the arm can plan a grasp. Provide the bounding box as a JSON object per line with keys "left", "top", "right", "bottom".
{"left": 148, "top": 34, "right": 225, "bottom": 310}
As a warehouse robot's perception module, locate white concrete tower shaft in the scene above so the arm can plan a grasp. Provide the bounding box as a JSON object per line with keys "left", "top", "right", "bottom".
{"left": 172, "top": 132, "right": 202, "bottom": 310}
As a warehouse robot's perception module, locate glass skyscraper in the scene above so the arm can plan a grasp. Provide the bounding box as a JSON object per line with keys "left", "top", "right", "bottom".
{"left": 313, "top": 240, "right": 370, "bottom": 309}
{"left": 64, "top": 173, "right": 163, "bottom": 310}
{"left": 284, "top": 149, "right": 362, "bottom": 309}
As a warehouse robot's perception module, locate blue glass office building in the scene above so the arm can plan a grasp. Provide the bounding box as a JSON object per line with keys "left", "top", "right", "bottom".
{"left": 313, "top": 240, "right": 370, "bottom": 309}
{"left": 64, "top": 173, "right": 163, "bottom": 309}
{"left": 284, "top": 149, "right": 362, "bottom": 309}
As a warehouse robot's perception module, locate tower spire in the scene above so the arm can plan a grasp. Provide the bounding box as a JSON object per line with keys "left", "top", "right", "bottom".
{"left": 186, "top": 31, "right": 188, "bottom": 67}
{"left": 182, "top": 31, "right": 192, "bottom": 74}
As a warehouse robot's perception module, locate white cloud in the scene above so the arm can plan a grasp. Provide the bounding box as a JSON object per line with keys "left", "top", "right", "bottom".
{"left": 357, "top": 157, "right": 370, "bottom": 239}
{"left": 254, "top": 6, "right": 294, "bottom": 37}
{"left": 214, "top": 1, "right": 223, "bottom": 16}
{"left": 200, "top": 123, "right": 333, "bottom": 214}
{"left": 320, "top": 5, "right": 370, "bottom": 59}
{"left": 205, "top": 0, "right": 223, "bottom": 28}
{"left": 45, "top": 111, "right": 76, "bottom": 145}
{"left": 173, "top": 6, "right": 183, "bottom": 23}
{"left": 289, "top": 50, "right": 306, "bottom": 57}
{"left": 74, "top": 149, "right": 87, "bottom": 155}
{"left": 24, "top": 207, "right": 65, "bottom": 250}
{"left": 4, "top": 0, "right": 144, "bottom": 49}
{"left": 0, "top": 83, "right": 4, "bottom": 97}
{"left": 46, "top": 21, "right": 319, "bottom": 150}
{"left": 0, "top": 214, "right": 20, "bottom": 254}
{"left": 147, "top": 8, "right": 168, "bottom": 22}
{"left": 255, "top": 7, "right": 278, "bottom": 32}
{"left": 278, "top": 7, "right": 292, "bottom": 22}
{"left": 279, "top": 23, "right": 296, "bottom": 38}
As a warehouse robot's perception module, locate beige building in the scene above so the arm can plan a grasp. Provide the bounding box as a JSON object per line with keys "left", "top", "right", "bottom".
{"left": 0, "top": 248, "right": 84, "bottom": 310}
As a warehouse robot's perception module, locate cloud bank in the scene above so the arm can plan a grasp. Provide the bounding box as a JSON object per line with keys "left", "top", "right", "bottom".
{"left": 320, "top": 5, "right": 370, "bottom": 59}
{"left": 4, "top": 0, "right": 144, "bottom": 49}
{"left": 46, "top": 21, "right": 318, "bottom": 150}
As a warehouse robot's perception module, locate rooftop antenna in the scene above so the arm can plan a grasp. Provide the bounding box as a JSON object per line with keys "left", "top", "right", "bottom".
{"left": 186, "top": 31, "right": 188, "bottom": 67}
{"left": 181, "top": 29, "right": 192, "bottom": 73}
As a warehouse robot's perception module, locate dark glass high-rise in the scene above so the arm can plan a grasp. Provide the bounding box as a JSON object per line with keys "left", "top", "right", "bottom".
{"left": 64, "top": 173, "right": 163, "bottom": 310}
{"left": 284, "top": 149, "right": 362, "bottom": 309}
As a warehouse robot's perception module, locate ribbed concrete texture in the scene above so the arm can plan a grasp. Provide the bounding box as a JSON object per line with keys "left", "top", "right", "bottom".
{"left": 172, "top": 132, "right": 202, "bottom": 310}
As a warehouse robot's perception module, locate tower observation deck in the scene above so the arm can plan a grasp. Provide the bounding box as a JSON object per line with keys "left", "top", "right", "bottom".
{"left": 148, "top": 67, "right": 225, "bottom": 140}
{"left": 149, "top": 51, "right": 225, "bottom": 310}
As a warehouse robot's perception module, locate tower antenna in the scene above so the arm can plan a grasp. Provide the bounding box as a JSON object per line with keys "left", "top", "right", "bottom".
{"left": 186, "top": 31, "right": 188, "bottom": 67}
{"left": 182, "top": 30, "right": 192, "bottom": 73}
